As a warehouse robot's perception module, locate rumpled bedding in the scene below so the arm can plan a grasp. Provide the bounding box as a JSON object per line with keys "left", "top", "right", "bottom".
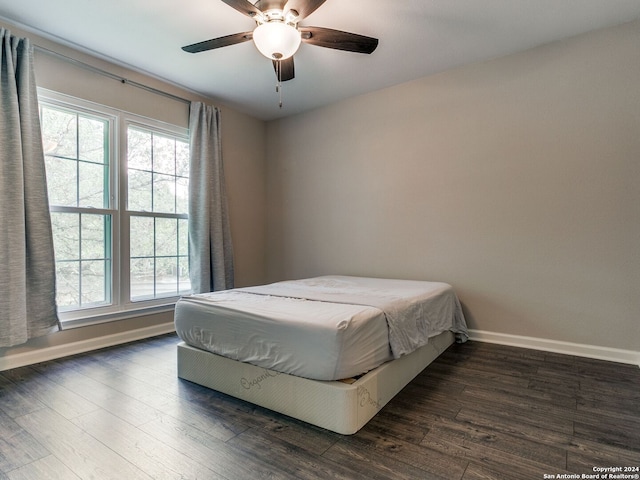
{"left": 238, "top": 275, "right": 468, "bottom": 359}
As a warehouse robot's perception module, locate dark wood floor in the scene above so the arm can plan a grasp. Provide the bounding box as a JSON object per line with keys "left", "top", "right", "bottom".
{"left": 1, "top": 334, "right": 638, "bottom": 480}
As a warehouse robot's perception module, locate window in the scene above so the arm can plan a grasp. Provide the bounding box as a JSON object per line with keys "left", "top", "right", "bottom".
{"left": 39, "top": 90, "right": 191, "bottom": 323}
{"left": 127, "top": 126, "right": 190, "bottom": 300}
{"left": 41, "top": 104, "right": 113, "bottom": 311}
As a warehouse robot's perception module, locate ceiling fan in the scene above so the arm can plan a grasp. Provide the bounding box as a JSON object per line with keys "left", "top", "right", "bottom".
{"left": 182, "top": 0, "right": 379, "bottom": 83}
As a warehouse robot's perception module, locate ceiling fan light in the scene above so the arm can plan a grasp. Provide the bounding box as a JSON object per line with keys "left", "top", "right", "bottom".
{"left": 253, "top": 21, "right": 301, "bottom": 60}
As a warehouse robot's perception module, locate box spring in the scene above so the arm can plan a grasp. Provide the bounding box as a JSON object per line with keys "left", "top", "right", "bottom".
{"left": 177, "top": 330, "right": 454, "bottom": 435}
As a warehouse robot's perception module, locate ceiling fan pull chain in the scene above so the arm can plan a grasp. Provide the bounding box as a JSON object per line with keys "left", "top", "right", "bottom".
{"left": 275, "top": 58, "right": 283, "bottom": 108}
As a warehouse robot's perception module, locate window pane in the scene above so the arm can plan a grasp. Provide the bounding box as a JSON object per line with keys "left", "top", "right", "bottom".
{"left": 153, "top": 134, "right": 175, "bottom": 175}
{"left": 178, "top": 218, "right": 188, "bottom": 256}
{"left": 131, "top": 258, "right": 155, "bottom": 300}
{"left": 78, "top": 116, "right": 106, "bottom": 163}
{"left": 81, "top": 260, "right": 108, "bottom": 305}
{"left": 130, "top": 216, "right": 154, "bottom": 258}
{"left": 156, "top": 257, "right": 178, "bottom": 297}
{"left": 130, "top": 216, "right": 189, "bottom": 301}
{"left": 156, "top": 218, "right": 177, "bottom": 257}
{"left": 128, "top": 169, "right": 152, "bottom": 211}
{"left": 176, "top": 140, "right": 189, "bottom": 177}
{"left": 56, "top": 261, "right": 80, "bottom": 309}
{"left": 179, "top": 257, "right": 191, "bottom": 293}
{"left": 41, "top": 107, "right": 77, "bottom": 159}
{"left": 81, "top": 214, "right": 107, "bottom": 260}
{"left": 176, "top": 176, "right": 189, "bottom": 215}
{"left": 153, "top": 173, "right": 175, "bottom": 213}
{"left": 128, "top": 128, "right": 152, "bottom": 171}
{"left": 79, "top": 161, "right": 107, "bottom": 208}
{"left": 46, "top": 156, "right": 77, "bottom": 206}
{"left": 51, "top": 212, "right": 79, "bottom": 260}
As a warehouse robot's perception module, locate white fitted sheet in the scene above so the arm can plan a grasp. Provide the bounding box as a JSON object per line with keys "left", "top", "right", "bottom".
{"left": 174, "top": 275, "right": 468, "bottom": 381}
{"left": 239, "top": 275, "right": 469, "bottom": 358}
{"left": 174, "top": 290, "right": 392, "bottom": 381}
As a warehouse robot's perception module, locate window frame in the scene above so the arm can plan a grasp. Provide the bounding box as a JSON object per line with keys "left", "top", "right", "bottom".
{"left": 39, "top": 88, "right": 190, "bottom": 328}
{"left": 123, "top": 119, "right": 191, "bottom": 303}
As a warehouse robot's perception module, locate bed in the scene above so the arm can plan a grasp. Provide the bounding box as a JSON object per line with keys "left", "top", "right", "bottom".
{"left": 174, "top": 275, "right": 468, "bottom": 434}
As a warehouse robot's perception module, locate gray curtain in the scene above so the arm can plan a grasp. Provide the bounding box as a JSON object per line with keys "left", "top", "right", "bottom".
{"left": 188, "top": 101, "right": 234, "bottom": 293}
{"left": 1, "top": 29, "right": 59, "bottom": 347}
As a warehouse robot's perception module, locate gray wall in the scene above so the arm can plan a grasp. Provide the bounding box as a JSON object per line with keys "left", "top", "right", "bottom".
{"left": 265, "top": 20, "right": 640, "bottom": 352}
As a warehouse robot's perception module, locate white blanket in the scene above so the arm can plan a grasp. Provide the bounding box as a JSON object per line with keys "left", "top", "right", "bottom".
{"left": 239, "top": 275, "right": 468, "bottom": 358}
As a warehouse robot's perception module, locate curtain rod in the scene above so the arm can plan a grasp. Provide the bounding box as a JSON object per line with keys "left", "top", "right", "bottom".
{"left": 34, "top": 45, "right": 191, "bottom": 106}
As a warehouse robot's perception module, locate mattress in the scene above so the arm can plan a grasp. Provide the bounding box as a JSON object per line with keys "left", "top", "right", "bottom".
{"left": 174, "top": 275, "right": 468, "bottom": 381}
{"left": 175, "top": 289, "right": 391, "bottom": 381}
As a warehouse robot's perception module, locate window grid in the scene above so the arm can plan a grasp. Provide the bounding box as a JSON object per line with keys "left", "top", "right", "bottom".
{"left": 127, "top": 124, "right": 190, "bottom": 302}
{"left": 39, "top": 90, "right": 191, "bottom": 321}
{"left": 41, "top": 102, "right": 113, "bottom": 312}
{"left": 129, "top": 216, "right": 189, "bottom": 300}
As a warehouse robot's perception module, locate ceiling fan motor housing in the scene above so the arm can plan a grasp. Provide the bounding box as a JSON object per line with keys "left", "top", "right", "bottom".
{"left": 252, "top": 9, "right": 301, "bottom": 60}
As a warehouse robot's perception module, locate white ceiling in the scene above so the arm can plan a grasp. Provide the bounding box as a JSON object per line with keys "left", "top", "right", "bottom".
{"left": 1, "top": 0, "right": 639, "bottom": 120}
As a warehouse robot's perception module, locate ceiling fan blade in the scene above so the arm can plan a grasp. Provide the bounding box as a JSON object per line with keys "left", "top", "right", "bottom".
{"left": 220, "top": 0, "right": 263, "bottom": 18}
{"left": 283, "top": 0, "right": 327, "bottom": 20}
{"left": 272, "top": 57, "right": 295, "bottom": 82}
{"left": 182, "top": 32, "right": 253, "bottom": 53}
{"left": 300, "top": 26, "right": 378, "bottom": 54}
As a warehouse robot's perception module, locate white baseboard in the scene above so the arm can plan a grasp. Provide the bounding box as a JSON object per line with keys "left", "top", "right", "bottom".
{"left": 0, "top": 322, "right": 175, "bottom": 372}
{"left": 469, "top": 329, "right": 640, "bottom": 368}
{"left": 3, "top": 325, "right": 637, "bottom": 372}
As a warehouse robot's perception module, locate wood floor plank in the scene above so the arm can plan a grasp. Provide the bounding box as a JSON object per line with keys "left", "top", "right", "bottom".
{"left": 138, "top": 414, "right": 283, "bottom": 480}
{"left": 31, "top": 359, "right": 163, "bottom": 427}
{"left": 573, "top": 418, "right": 640, "bottom": 452}
{"left": 1, "top": 367, "right": 99, "bottom": 420}
{"left": 388, "top": 384, "right": 463, "bottom": 418}
{"left": 453, "top": 398, "right": 575, "bottom": 436}
{"left": 421, "top": 415, "right": 568, "bottom": 469}
{"left": 55, "top": 354, "right": 184, "bottom": 410}
{"left": 424, "top": 361, "right": 532, "bottom": 389}
{"left": 566, "top": 436, "right": 640, "bottom": 471}
{"left": 6, "top": 455, "right": 81, "bottom": 480}
{"left": 577, "top": 390, "right": 640, "bottom": 417}
{"left": 82, "top": 350, "right": 182, "bottom": 396}
{"left": 323, "top": 439, "right": 449, "bottom": 480}
{"left": 152, "top": 394, "right": 250, "bottom": 442}
{"left": 343, "top": 428, "right": 469, "bottom": 479}
{"left": 114, "top": 343, "right": 178, "bottom": 374}
{"left": 71, "top": 409, "right": 226, "bottom": 480}
{"left": 227, "top": 426, "right": 368, "bottom": 480}
{"left": 460, "top": 382, "right": 577, "bottom": 414}
{"left": 461, "top": 461, "right": 552, "bottom": 480}
{"left": 421, "top": 431, "right": 572, "bottom": 480}
{"left": 537, "top": 362, "right": 640, "bottom": 388}
{"left": 257, "top": 415, "right": 342, "bottom": 455}
{"left": 437, "top": 348, "right": 542, "bottom": 377}
{"left": 359, "top": 409, "right": 429, "bottom": 444}
{"left": 527, "top": 372, "right": 581, "bottom": 397}
{"left": 0, "top": 410, "right": 49, "bottom": 473}
{"left": 14, "top": 408, "right": 152, "bottom": 480}
{"left": 0, "top": 373, "right": 46, "bottom": 419}
{"left": 454, "top": 405, "right": 574, "bottom": 448}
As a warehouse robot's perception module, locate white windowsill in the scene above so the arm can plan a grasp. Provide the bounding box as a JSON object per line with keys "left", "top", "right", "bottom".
{"left": 59, "top": 302, "right": 178, "bottom": 330}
